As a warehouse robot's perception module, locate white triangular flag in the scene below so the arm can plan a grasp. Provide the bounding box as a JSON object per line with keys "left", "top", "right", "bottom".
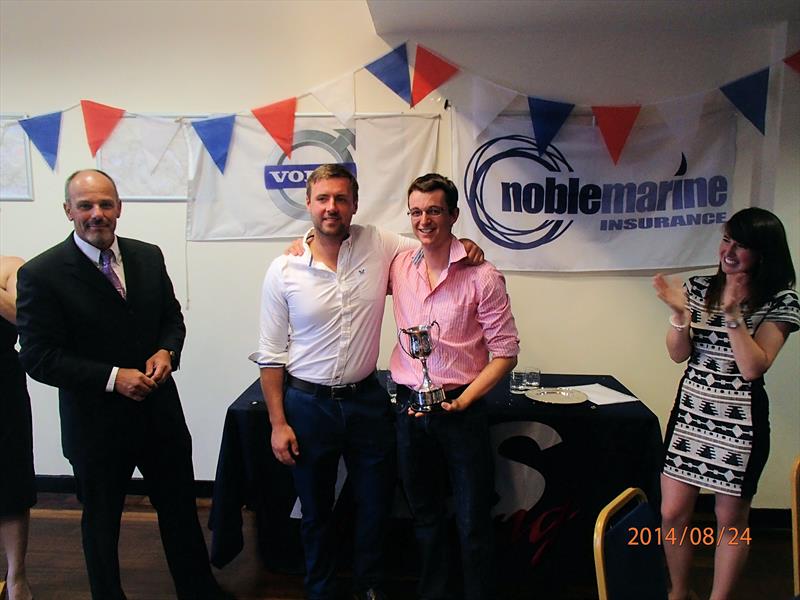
{"left": 311, "top": 72, "right": 356, "bottom": 127}
{"left": 0, "top": 119, "right": 12, "bottom": 146}
{"left": 440, "top": 71, "right": 519, "bottom": 139}
{"left": 654, "top": 91, "right": 707, "bottom": 143}
{"left": 135, "top": 115, "right": 181, "bottom": 173}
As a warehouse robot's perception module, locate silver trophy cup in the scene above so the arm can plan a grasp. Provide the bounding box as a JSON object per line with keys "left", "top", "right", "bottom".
{"left": 398, "top": 321, "right": 446, "bottom": 412}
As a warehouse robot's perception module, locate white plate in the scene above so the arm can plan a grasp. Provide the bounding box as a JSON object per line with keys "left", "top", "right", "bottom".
{"left": 526, "top": 387, "right": 589, "bottom": 404}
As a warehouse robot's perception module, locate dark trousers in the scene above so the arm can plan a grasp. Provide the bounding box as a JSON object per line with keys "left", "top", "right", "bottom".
{"left": 71, "top": 428, "right": 219, "bottom": 600}
{"left": 284, "top": 379, "right": 395, "bottom": 600}
{"left": 396, "top": 388, "right": 495, "bottom": 600}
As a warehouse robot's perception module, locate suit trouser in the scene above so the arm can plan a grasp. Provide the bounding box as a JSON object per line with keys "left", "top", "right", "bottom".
{"left": 71, "top": 429, "right": 217, "bottom": 600}
{"left": 395, "top": 389, "right": 496, "bottom": 600}
{"left": 284, "top": 380, "right": 396, "bottom": 600}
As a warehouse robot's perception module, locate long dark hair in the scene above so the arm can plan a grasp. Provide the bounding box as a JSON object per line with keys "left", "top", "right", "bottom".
{"left": 706, "top": 207, "right": 796, "bottom": 312}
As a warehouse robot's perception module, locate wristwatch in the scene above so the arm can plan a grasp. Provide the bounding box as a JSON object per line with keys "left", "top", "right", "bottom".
{"left": 725, "top": 316, "right": 744, "bottom": 329}
{"left": 168, "top": 350, "right": 177, "bottom": 365}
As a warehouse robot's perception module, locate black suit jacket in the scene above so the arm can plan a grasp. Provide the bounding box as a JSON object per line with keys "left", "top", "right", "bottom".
{"left": 16, "top": 234, "right": 188, "bottom": 463}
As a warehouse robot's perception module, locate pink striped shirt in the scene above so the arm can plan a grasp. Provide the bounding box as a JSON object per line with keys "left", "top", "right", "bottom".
{"left": 389, "top": 237, "right": 519, "bottom": 389}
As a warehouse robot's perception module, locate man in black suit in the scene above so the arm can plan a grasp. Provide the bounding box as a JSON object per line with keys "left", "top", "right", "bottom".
{"left": 15, "top": 169, "right": 230, "bottom": 600}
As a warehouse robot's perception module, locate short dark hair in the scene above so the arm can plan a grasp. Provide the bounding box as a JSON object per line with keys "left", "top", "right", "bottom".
{"left": 64, "top": 169, "right": 119, "bottom": 203}
{"left": 407, "top": 173, "right": 458, "bottom": 212}
{"left": 706, "top": 207, "right": 796, "bottom": 311}
{"left": 305, "top": 164, "right": 358, "bottom": 202}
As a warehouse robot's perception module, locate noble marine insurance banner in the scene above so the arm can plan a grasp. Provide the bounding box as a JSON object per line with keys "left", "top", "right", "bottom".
{"left": 452, "top": 110, "right": 737, "bottom": 271}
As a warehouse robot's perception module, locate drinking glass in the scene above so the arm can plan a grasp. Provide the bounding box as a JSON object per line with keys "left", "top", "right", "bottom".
{"left": 524, "top": 368, "right": 542, "bottom": 390}
{"left": 510, "top": 371, "right": 527, "bottom": 394}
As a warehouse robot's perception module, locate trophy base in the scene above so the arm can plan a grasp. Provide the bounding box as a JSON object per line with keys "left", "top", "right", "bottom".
{"left": 410, "top": 387, "right": 447, "bottom": 413}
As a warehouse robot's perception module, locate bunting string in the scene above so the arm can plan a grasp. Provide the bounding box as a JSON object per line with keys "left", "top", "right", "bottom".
{"left": 5, "top": 41, "right": 799, "bottom": 173}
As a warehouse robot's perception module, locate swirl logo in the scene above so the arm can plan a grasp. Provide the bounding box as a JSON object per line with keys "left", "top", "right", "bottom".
{"left": 464, "top": 135, "right": 574, "bottom": 250}
{"left": 264, "top": 128, "right": 356, "bottom": 220}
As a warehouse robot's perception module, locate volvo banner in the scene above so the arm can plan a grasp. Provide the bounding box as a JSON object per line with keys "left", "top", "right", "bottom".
{"left": 452, "top": 110, "right": 738, "bottom": 271}
{"left": 187, "top": 114, "right": 438, "bottom": 240}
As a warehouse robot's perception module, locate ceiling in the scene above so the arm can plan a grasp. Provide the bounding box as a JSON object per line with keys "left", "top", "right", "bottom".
{"left": 366, "top": 0, "right": 800, "bottom": 34}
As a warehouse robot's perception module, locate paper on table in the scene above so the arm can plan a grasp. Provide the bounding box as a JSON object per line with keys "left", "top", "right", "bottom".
{"left": 569, "top": 383, "right": 638, "bottom": 405}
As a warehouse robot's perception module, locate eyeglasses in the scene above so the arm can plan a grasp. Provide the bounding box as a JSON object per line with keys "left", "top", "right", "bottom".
{"left": 407, "top": 206, "right": 447, "bottom": 218}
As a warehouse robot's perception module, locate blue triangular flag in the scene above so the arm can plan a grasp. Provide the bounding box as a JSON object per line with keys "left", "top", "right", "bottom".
{"left": 365, "top": 44, "right": 411, "bottom": 105}
{"left": 191, "top": 115, "right": 235, "bottom": 173}
{"left": 720, "top": 68, "right": 769, "bottom": 134}
{"left": 18, "top": 111, "right": 62, "bottom": 170}
{"left": 528, "top": 97, "right": 574, "bottom": 155}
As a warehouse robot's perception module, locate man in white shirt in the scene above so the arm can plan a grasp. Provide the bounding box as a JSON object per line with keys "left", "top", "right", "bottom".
{"left": 251, "top": 164, "right": 417, "bottom": 600}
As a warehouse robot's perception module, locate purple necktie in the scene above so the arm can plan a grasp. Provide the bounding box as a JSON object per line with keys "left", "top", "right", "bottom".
{"left": 99, "top": 249, "right": 126, "bottom": 299}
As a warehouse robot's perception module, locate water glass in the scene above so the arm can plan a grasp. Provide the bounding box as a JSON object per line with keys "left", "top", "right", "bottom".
{"left": 524, "top": 369, "right": 542, "bottom": 390}
{"left": 510, "top": 371, "right": 527, "bottom": 394}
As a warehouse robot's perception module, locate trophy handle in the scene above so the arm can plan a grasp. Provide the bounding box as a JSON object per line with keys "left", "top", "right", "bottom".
{"left": 397, "top": 327, "right": 414, "bottom": 358}
{"left": 429, "top": 320, "right": 440, "bottom": 353}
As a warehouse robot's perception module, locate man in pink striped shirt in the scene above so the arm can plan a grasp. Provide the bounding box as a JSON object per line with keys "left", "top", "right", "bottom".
{"left": 389, "top": 173, "right": 519, "bottom": 600}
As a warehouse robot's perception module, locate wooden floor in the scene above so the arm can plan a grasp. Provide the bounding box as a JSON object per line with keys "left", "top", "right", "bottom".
{"left": 1, "top": 493, "right": 793, "bottom": 599}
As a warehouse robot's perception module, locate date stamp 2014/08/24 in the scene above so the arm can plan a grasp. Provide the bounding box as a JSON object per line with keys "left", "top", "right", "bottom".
{"left": 627, "top": 527, "right": 751, "bottom": 546}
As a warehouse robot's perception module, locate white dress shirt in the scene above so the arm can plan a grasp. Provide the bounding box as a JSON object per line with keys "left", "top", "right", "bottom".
{"left": 250, "top": 225, "right": 417, "bottom": 385}
{"left": 72, "top": 232, "right": 126, "bottom": 391}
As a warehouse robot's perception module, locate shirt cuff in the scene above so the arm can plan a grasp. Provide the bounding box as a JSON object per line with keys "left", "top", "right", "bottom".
{"left": 248, "top": 349, "right": 288, "bottom": 366}
{"left": 106, "top": 366, "right": 119, "bottom": 392}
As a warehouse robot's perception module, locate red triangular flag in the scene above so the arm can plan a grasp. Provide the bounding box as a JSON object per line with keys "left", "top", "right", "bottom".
{"left": 252, "top": 97, "right": 297, "bottom": 158}
{"left": 411, "top": 45, "right": 459, "bottom": 108}
{"left": 591, "top": 105, "right": 641, "bottom": 165}
{"left": 80, "top": 100, "right": 125, "bottom": 157}
{"left": 784, "top": 50, "right": 800, "bottom": 75}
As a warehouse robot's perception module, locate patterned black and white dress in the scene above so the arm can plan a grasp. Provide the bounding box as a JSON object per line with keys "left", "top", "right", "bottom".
{"left": 663, "top": 276, "right": 800, "bottom": 498}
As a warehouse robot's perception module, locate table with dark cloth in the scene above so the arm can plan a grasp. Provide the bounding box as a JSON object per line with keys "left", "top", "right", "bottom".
{"left": 208, "top": 373, "right": 663, "bottom": 590}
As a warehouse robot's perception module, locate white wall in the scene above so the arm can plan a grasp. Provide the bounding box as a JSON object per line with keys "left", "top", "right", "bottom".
{"left": 1, "top": 1, "right": 797, "bottom": 508}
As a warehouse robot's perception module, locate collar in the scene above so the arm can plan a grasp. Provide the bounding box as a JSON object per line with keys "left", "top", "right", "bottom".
{"left": 411, "top": 236, "right": 466, "bottom": 267}
{"left": 303, "top": 227, "right": 314, "bottom": 267}
{"left": 304, "top": 226, "right": 353, "bottom": 267}
{"left": 72, "top": 232, "right": 121, "bottom": 265}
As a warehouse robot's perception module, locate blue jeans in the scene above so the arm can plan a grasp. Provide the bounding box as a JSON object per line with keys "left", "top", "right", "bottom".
{"left": 284, "top": 378, "right": 395, "bottom": 600}
{"left": 396, "top": 387, "right": 495, "bottom": 600}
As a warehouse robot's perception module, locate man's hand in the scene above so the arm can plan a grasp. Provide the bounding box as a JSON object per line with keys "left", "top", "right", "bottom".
{"left": 407, "top": 406, "right": 426, "bottom": 418}
{"left": 285, "top": 237, "right": 306, "bottom": 257}
{"left": 405, "top": 396, "right": 470, "bottom": 417}
{"left": 145, "top": 349, "right": 173, "bottom": 385}
{"left": 459, "top": 238, "right": 484, "bottom": 265}
{"left": 441, "top": 396, "right": 470, "bottom": 412}
{"left": 115, "top": 368, "right": 157, "bottom": 401}
{"left": 271, "top": 423, "right": 300, "bottom": 466}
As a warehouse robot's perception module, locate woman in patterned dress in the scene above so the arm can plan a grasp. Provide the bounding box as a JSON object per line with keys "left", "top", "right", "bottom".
{"left": 653, "top": 208, "right": 799, "bottom": 600}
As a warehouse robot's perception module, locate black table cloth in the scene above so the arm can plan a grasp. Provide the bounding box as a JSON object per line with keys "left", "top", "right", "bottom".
{"left": 208, "top": 373, "right": 663, "bottom": 588}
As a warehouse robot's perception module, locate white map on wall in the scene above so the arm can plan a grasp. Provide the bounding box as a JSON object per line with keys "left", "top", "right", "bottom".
{"left": 0, "top": 118, "right": 33, "bottom": 201}
{"left": 96, "top": 116, "right": 199, "bottom": 202}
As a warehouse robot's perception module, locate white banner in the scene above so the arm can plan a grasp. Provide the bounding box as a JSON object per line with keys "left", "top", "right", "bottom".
{"left": 452, "top": 110, "right": 738, "bottom": 271}
{"left": 187, "top": 114, "right": 438, "bottom": 240}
